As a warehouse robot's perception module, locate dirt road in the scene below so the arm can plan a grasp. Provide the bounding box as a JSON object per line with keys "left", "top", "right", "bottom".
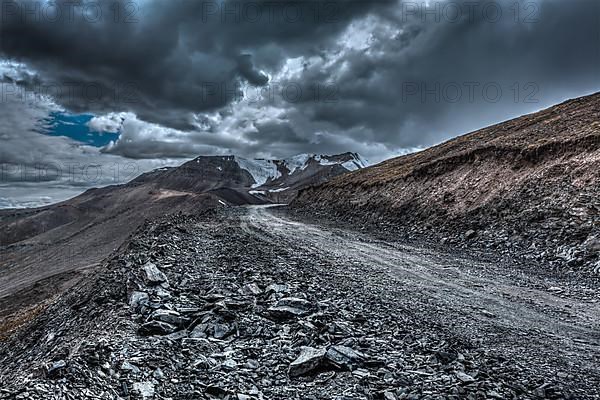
{"left": 241, "top": 205, "right": 600, "bottom": 388}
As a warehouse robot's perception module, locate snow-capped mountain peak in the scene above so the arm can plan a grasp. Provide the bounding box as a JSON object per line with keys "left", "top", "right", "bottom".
{"left": 131, "top": 152, "right": 369, "bottom": 205}
{"left": 234, "top": 157, "right": 281, "bottom": 188}
{"left": 233, "top": 152, "right": 368, "bottom": 189}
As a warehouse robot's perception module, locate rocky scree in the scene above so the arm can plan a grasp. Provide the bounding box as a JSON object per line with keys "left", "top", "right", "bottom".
{"left": 0, "top": 210, "right": 588, "bottom": 399}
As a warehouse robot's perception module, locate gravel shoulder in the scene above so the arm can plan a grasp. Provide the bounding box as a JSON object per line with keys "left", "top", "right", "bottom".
{"left": 243, "top": 206, "right": 600, "bottom": 387}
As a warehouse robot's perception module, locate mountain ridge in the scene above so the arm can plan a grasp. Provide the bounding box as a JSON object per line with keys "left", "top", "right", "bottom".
{"left": 0, "top": 151, "right": 365, "bottom": 336}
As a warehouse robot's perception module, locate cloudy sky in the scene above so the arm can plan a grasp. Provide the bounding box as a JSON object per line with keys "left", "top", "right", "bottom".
{"left": 1, "top": 0, "right": 599, "bottom": 207}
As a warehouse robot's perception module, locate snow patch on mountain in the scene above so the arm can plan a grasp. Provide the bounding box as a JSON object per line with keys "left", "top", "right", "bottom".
{"left": 284, "top": 153, "right": 368, "bottom": 174}
{"left": 235, "top": 157, "right": 281, "bottom": 188}
{"left": 269, "top": 187, "right": 290, "bottom": 193}
{"left": 341, "top": 154, "right": 369, "bottom": 171}
{"left": 342, "top": 161, "right": 360, "bottom": 171}
{"left": 284, "top": 154, "right": 312, "bottom": 174}
{"left": 236, "top": 153, "right": 368, "bottom": 189}
{"left": 314, "top": 155, "right": 337, "bottom": 166}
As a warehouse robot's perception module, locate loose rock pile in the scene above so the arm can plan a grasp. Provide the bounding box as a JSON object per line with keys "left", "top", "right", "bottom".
{"left": 0, "top": 210, "right": 587, "bottom": 399}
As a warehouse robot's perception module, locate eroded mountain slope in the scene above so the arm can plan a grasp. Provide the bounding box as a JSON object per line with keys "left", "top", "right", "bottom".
{"left": 294, "top": 93, "right": 600, "bottom": 272}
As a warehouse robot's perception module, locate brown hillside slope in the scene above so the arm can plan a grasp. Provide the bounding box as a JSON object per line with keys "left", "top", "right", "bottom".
{"left": 0, "top": 185, "right": 217, "bottom": 340}
{"left": 294, "top": 92, "right": 600, "bottom": 272}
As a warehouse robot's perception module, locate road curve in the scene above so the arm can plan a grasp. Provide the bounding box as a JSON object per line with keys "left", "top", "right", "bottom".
{"left": 240, "top": 205, "right": 600, "bottom": 380}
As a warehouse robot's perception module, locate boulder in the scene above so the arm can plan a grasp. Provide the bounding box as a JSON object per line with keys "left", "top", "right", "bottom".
{"left": 325, "top": 345, "right": 365, "bottom": 370}
{"left": 190, "top": 324, "right": 208, "bottom": 339}
{"left": 142, "top": 262, "right": 168, "bottom": 286}
{"left": 129, "top": 291, "right": 149, "bottom": 311}
{"left": 211, "top": 322, "right": 232, "bottom": 339}
{"left": 133, "top": 382, "right": 155, "bottom": 400}
{"left": 138, "top": 320, "right": 177, "bottom": 336}
{"left": 46, "top": 360, "right": 67, "bottom": 378}
{"left": 265, "top": 283, "right": 289, "bottom": 294}
{"left": 242, "top": 283, "right": 262, "bottom": 295}
{"left": 289, "top": 347, "right": 326, "bottom": 377}
{"left": 456, "top": 371, "right": 476, "bottom": 383}
{"left": 268, "top": 297, "right": 313, "bottom": 319}
{"left": 583, "top": 235, "right": 600, "bottom": 253}
{"left": 149, "top": 309, "right": 187, "bottom": 327}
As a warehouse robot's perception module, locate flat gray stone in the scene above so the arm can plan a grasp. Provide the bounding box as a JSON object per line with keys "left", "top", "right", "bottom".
{"left": 142, "top": 262, "right": 168, "bottom": 286}
{"left": 326, "top": 345, "right": 365, "bottom": 370}
{"left": 129, "top": 291, "right": 149, "bottom": 311}
{"left": 150, "top": 309, "right": 187, "bottom": 326}
{"left": 289, "top": 347, "right": 326, "bottom": 377}
{"left": 139, "top": 320, "right": 177, "bottom": 336}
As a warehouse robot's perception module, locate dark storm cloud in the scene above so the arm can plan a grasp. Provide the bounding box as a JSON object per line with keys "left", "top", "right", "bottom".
{"left": 272, "top": 0, "right": 600, "bottom": 150}
{"left": 237, "top": 54, "right": 269, "bottom": 86}
{"left": 244, "top": 120, "right": 308, "bottom": 144}
{"left": 0, "top": 0, "right": 395, "bottom": 129}
{"left": 0, "top": 0, "right": 598, "bottom": 163}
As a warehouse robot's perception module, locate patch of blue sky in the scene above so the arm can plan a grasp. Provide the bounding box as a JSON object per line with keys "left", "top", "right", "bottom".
{"left": 42, "top": 111, "right": 120, "bottom": 147}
